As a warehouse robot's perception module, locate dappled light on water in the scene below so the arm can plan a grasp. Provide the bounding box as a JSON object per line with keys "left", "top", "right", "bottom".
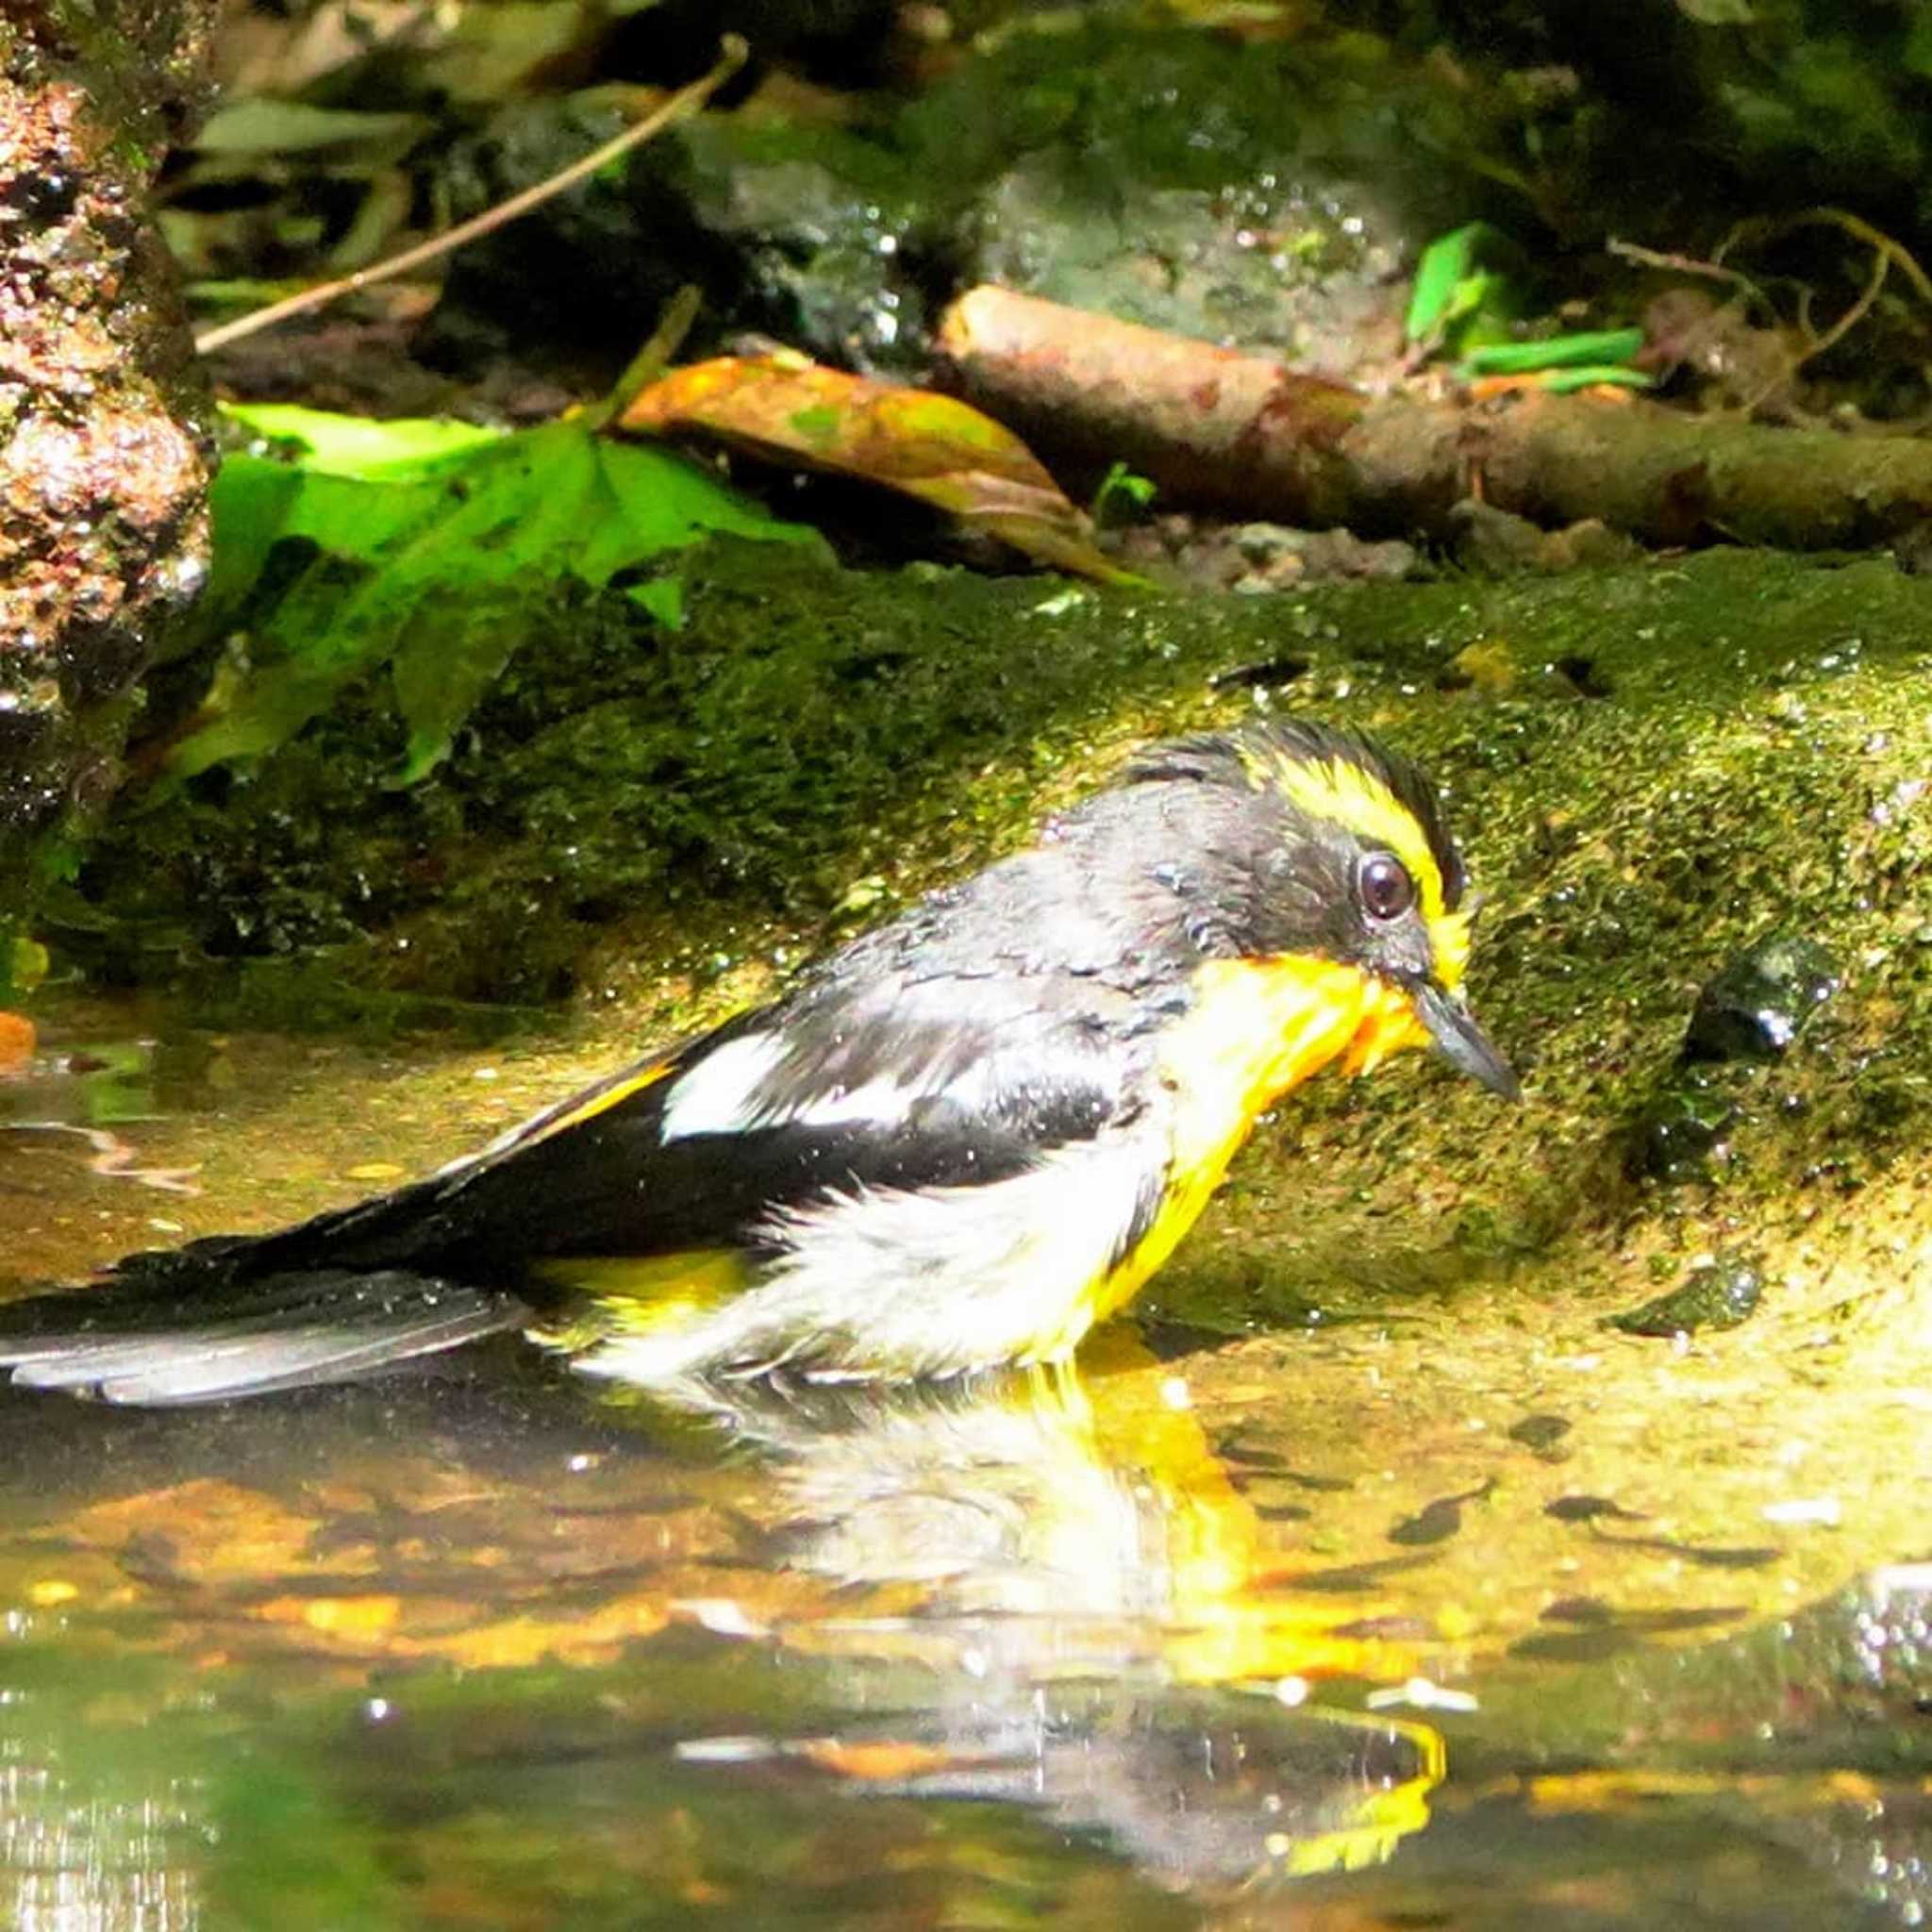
{"left": 0, "top": 996, "right": 1926, "bottom": 1925}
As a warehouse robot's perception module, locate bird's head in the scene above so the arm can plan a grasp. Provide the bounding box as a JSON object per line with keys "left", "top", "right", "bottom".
{"left": 1125, "top": 720, "right": 1518, "bottom": 1100}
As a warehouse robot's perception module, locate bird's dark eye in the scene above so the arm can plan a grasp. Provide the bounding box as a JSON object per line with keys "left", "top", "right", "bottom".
{"left": 1357, "top": 851, "right": 1415, "bottom": 922}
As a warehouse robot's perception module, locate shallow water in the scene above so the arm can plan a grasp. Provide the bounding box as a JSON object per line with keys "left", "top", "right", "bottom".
{"left": 0, "top": 994, "right": 1926, "bottom": 1929}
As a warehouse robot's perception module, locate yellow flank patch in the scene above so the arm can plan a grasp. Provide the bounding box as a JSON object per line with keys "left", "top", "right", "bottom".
{"left": 528, "top": 1056, "right": 680, "bottom": 1142}
{"left": 1091, "top": 953, "right": 1420, "bottom": 1324}
{"left": 527, "top": 1248, "right": 749, "bottom": 1351}
{"left": 1240, "top": 741, "right": 1471, "bottom": 992}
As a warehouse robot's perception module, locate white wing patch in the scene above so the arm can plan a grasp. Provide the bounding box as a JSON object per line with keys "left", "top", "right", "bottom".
{"left": 779, "top": 1058, "right": 996, "bottom": 1130}
{"left": 658, "top": 1033, "right": 996, "bottom": 1143}
{"left": 657, "top": 1032, "right": 789, "bottom": 1141}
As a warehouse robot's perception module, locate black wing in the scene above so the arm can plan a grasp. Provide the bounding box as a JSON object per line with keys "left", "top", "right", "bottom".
{"left": 0, "top": 965, "right": 1145, "bottom": 1403}
{"left": 0, "top": 1271, "right": 521, "bottom": 1405}
{"left": 0, "top": 770, "right": 1200, "bottom": 1406}
{"left": 300, "top": 966, "right": 1143, "bottom": 1276}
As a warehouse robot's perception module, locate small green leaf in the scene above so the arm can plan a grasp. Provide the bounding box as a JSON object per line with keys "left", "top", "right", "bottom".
{"left": 1405, "top": 222, "right": 1501, "bottom": 345}
{"left": 588, "top": 437, "right": 804, "bottom": 567}
{"left": 221, "top": 402, "right": 504, "bottom": 480}
{"left": 194, "top": 457, "right": 304, "bottom": 638}
{"left": 1458, "top": 328, "right": 1646, "bottom": 375}
{"left": 8, "top": 938, "right": 48, "bottom": 994}
{"left": 1524, "top": 364, "right": 1655, "bottom": 393}
{"left": 165, "top": 408, "right": 816, "bottom": 789}
{"left": 194, "top": 99, "right": 429, "bottom": 158}
{"left": 1091, "top": 458, "right": 1158, "bottom": 526}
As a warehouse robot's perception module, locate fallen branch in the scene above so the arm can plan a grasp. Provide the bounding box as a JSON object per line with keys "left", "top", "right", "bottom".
{"left": 937, "top": 285, "right": 1932, "bottom": 550}
{"left": 938, "top": 287, "right": 1380, "bottom": 527}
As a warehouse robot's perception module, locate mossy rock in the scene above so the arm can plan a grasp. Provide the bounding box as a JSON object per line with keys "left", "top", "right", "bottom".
{"left": 1149, "top": 548, "right": 1932, "bottom": 1352}
{"left": 63, "top": 543, "right": 1932, "bottom": 1351}
{"left": 29, "top": 540, "right": 1932, "bottom": 1667}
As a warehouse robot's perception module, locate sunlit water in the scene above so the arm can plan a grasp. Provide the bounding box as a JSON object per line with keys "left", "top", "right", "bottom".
{"left": 0, "top": 994, "right": 1926, "bottom": 1929}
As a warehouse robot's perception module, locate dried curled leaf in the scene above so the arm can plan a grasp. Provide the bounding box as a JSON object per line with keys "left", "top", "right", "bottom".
{"left": 618, "top": 354, "right": 1136, "bottom": 584}
{"left": 0, "top": 1011, "right": 33, "bottom": 1077}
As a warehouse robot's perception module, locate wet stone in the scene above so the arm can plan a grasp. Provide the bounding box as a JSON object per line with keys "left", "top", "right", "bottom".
{"left": 1609, "top": 1254, "right": 1765, "bottom": 1338}
{"left": 1626, "top": 1068, "right": 1738, "bottom": 1184}
{"left": 1506, "top": 1413, "right": 1572, "bottom": 1455}
{"left": 1684, "top": 934, "right": 1841, "bottom": 1063}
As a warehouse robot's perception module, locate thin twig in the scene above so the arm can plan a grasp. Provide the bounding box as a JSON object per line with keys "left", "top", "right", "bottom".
{"left": 1606, "top": 237, "right": 1778, "bottom": 325}
{"left": 591, "top": 283, "right": 704, "bottom": 428}
{"left": 194, "top": 36, "right": 748, "bottom": 355}
{"left": 1, "top": 1122, "right": 202, "bottom": 1195}
{"left": 1719, "top": 206, "right": 1932, "bottom": 308}
{"left": 1792, "top": 249, "right": 1890, "bottom": 374}
{"left": 1713, "top": 208, "right": 1928, "bottom": 418}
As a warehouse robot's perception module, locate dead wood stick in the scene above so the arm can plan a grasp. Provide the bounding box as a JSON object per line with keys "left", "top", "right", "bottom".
{"left": 937, "top": 286, "right": 1390, "bottom": 527}
{"left": 938, "top": 285, "right": 1932, "bottom": 549}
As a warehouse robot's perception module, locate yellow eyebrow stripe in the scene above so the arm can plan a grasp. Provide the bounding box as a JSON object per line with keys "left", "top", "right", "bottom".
{"left": 1240, "top": 741, "right": 1472, "bottom": 991}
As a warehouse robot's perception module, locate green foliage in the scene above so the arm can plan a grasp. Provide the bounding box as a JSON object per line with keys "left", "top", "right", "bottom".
{"left": 1404, "top": 221, "right": 1519, "bottom": 356}
{"left": 1090, "top": 459, "right": 1158, "bottom": 529}
{"left": 1408, "top": 235, "right": 1649, "bottom": 390}
{"left": 74, "top": 546, "right": 1204, "bottom": 1001}
{"left": 225, "top": 402, "right": 504, "bottom": 477}
{"left": 1506, "top": 363, "right": 1653, "bottom": 393}
{"left": 193, "top": 99, "right": 430, "bottom": 159}
{"left": 1457, "top": 328, "right": 1645, "bottom": 375}
{"left": 1455, "top": 328, "right": 1652, "bottom": 391}
{"left": 171, "top": 404, "right": 818, "bottom": 789}
{"left": 7, "top": 937, "right": 47, "bottom": 995}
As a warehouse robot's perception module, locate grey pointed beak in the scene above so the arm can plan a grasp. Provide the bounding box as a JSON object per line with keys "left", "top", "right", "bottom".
{"left": 1415, "top": 984, "right": 1520, "bottom": 1100}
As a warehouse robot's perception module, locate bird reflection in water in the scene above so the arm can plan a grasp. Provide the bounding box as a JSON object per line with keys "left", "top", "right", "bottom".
{"left": 0, "top": 1340, "right": 1443, "bottom": 1915}
{"left": 661, "top": 1340, "right": 1447, "bottom": 1889}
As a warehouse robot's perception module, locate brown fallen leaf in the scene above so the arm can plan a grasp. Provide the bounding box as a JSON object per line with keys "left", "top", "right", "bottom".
{"left": 615, "top": 352, "right": 1136, "bottom": 584}
{"left": 62, "top": 1478, "right": 326, "bottom": 1585}
{"left": 253, "top": 1592, "right": 672, "bottom": 1669}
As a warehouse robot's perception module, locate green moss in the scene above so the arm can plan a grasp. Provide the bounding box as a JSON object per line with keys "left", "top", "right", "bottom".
{"left": 69, "top": 541, "right": 1269, "bottom": 1012}
{"left": 66, "top": 543, "right": 1932, "bottom": 1323}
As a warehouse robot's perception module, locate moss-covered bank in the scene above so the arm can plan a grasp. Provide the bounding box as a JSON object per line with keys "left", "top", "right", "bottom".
{"left": 15, "top": 541, "right": 1932, "bottom": 1675}
{"left": 63, "top": 543, "right": 1932, "bottom": 1338}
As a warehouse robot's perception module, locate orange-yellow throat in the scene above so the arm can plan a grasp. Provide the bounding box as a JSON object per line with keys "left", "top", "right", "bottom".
{"left": 1085, "top": 954, "right": 1423, "bottom": 1328}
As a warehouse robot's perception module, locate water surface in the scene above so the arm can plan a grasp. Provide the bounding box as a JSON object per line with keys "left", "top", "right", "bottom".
{"left": 1, "top": 995, "right": 1925, "bottom": 1928}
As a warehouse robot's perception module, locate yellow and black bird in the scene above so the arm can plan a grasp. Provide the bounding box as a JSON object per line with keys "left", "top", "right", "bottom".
{"left": 0, "top": 720, "right": 1515, "bottom": 1405}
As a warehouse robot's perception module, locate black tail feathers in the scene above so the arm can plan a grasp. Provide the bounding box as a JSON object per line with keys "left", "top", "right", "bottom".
{"left": 0, "top": 1263, "right": 527, "bottom": 1407}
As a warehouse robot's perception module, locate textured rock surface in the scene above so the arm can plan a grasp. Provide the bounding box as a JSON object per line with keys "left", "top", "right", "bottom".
{"left": 0, "top": 1, "right": 217, "bottom": 906}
